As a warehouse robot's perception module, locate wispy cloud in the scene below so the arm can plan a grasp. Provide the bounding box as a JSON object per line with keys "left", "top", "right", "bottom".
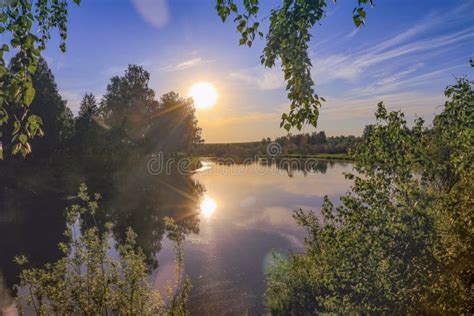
{"left": 131, "top": 0, "right": 170, "bottom": 29}
{"left": 312, "top": 27, "right": 473, "bottom": 85}
{"left": 347, "top": 63, "right": 465, "bottom": 99}
{"left": 161, "top": 57, "right": 211, "bottom": 72}
{"left": 229, "top": 4, "right": 473, "bottom": 94}
{"left": 228, "top": 66, "right": 285, "bottom": 90}
{"left": 320, "top": 91, "right": 445, "bottom": 122}
{"left": 345, "top": 28, "right": 359, "bottom": 39}
{"left": 316, "top": 1, "right": 473, "bottom": 85}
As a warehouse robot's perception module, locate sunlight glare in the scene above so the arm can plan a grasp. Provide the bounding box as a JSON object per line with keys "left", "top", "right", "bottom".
{"left": 188, "top": 82, "right": 218, "bottom": 109}
{"left": 200, "top": 195, "right": 217, "bottom": 218}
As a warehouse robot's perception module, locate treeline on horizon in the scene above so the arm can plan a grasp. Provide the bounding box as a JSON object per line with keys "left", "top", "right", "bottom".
{"left": 193, "top": 132, "right": 359, "bottom": 160}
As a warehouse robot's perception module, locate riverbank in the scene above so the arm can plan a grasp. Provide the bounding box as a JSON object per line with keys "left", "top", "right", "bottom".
{"left": 260, "top": 153, "right": 353, "bottom": 161}
{"left": 196, "top": 153, "right": 353, "bottom": 162}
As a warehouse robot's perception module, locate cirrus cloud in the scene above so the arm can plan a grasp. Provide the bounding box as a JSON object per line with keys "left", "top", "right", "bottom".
{"left": 131, "top": 0, "right": 170, "bottom": 29}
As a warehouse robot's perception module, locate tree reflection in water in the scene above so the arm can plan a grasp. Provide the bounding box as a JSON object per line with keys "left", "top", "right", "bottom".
{"left": 88, "top": 160, "right": 203, "bottom": 268}
{"left": 0, "top": 182, "right": 67, "bottom": 297}
{"left": 0, "top": 157, "right": 203, "bottom": 294}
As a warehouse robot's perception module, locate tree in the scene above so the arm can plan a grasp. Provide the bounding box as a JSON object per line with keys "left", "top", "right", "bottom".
{"left": 78, "top": 92, "right": 98, "bottom": 119}
{"left": 100, "top": 65, "right": 202, "bottom": 155}
{"left": 149, "top": 92, "right": 203, "bottom": 153}
{"left": 216, "top": 0, "right": 374, "bottom": 131}
{"left": 310, "top": 131, "right": 326, "bottom": 145}
{"left": 0, "top": 0, "right": 80, "bottom": 159}
{"left": 265, "top": 78, "right": 473, "bottom": 314}
{"left": 74, "top": 92, "right": 100, "bottom": 154}
{"left": 100, "top": 64, "right": 159, "bottom": 147}
{"left": 30, "top": 58, "right": 73, "bottom": 156}
{"left": 1, "top": 57, "right": 73, "bottom": 159}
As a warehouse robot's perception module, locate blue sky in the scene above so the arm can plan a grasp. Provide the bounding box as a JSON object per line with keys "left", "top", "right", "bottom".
{"left": 41, "top": 0, "right": 473, "bottom": 142}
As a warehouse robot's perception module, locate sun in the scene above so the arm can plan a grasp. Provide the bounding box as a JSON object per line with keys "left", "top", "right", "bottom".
{"left": 188, "top": 82, "right": 218, "bottom": 109}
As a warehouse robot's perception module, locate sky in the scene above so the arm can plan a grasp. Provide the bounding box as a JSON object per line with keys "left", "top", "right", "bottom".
{"left": 40, "top": 0, "right": 473, "bottom": 142}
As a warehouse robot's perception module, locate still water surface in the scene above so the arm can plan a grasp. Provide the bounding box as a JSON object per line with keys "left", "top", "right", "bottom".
{"left": 153, "top": 160, "right": 353, "bottom": 315}
{"left": 0, "top": 159, "right": 353, "bottom": 315}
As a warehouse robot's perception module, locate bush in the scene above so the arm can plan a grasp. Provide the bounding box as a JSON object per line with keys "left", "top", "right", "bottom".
{"left": 266, "top": 78, "right": 474, "bottom": 314}
{"left": 14, "top": 184, "right": 191, "bottom": 315}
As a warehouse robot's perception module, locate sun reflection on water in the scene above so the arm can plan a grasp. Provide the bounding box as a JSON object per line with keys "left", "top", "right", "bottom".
{"left": 200, "top": 195, "right": 217, "bottom": 219}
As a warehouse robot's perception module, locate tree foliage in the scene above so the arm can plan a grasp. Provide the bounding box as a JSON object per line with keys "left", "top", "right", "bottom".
{"left": 265, "top": 78, "right": 474, "bottom": 314}
{"left": 1, "top": 57, "right": 73, "bottom": 160}
{"left": 0, "top": 0, "right": 80, "bottom": 159}
{"left": 98, "top": 65, "right": 202, "bottom": 157}
{"left": 28, "top": 58, "right": 73, "bottom": 155}
{"left": 216, "top": 0, "right": 374, "bottom": 131}
{"left": 74, "top": 92, "right": 101, "bottom": 155}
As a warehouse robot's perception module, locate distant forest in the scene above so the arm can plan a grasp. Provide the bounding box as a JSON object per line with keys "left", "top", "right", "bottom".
{"left": 193, "top": 132, "right": 359, "bottom": 160}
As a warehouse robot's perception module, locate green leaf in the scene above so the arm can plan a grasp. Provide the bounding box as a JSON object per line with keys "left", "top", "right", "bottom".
{"left": 11, "top": 38, "right": 20, "bottom": 48}
{"left": 12, "top": 143, "right": 21, "bottom": 155}
{"left": 13, "top": 120, "right": 20, "bottom": 134}
{"left": 237, "top": 20, "right": 246, "bottom": 32}
{"left": 19, "top": 134, "right": 28, "bottom": 144}
{"left": 24, "top": 84, "right": 36, "bottom": 106}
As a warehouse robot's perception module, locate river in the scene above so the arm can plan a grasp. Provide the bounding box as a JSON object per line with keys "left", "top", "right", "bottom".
{"left": 0, "top": 158, "right": 353, "bottom": 315}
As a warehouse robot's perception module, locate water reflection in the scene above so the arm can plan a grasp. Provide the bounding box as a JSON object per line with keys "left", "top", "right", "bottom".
{"left": 155, "top": 160, "right": 354, "bottom": 315}
{"left": 200, "top": 195, "right": 217, "bottom": 219}
{"left": 0, "top": 181, "right": 67, "bottom": 295}
{"left": 207, "top": 157, "right": 350, "bottom": 178}
{"left": 88, "top": 161, "right": 203, "bottom": 268}
{"left": 0, "top": 156, "right": 203, "bottom": 289}
{"left": 0, "top": 158, "right": 353, "bottom": 315}
{"left": 0, "top": 270, "right": 17, "bottom": 316}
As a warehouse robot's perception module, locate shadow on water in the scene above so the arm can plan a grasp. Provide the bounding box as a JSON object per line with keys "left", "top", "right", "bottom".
{"left": 0, "top": 155, "right": 203, "bottom": 295}
{"left": 0, "top": 175, "right": 68, "bottom": 297}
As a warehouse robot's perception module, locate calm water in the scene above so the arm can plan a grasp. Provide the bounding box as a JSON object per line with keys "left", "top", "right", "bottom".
{"left": 153, "top": 160, "right": 353, "bottom": 315}
{"left": 0, "top": 159, "right": 353, "bottom": 315}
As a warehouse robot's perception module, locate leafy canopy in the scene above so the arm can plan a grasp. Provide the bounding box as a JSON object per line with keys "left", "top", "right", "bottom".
{"left": 0, "top": 0, "right": 80, "bottom": 158}
{"left": 216, "top": 0, "right": 374, "bottom": 131}
{"left": 265, "top": 77, "right": 474, "bottom": 314}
